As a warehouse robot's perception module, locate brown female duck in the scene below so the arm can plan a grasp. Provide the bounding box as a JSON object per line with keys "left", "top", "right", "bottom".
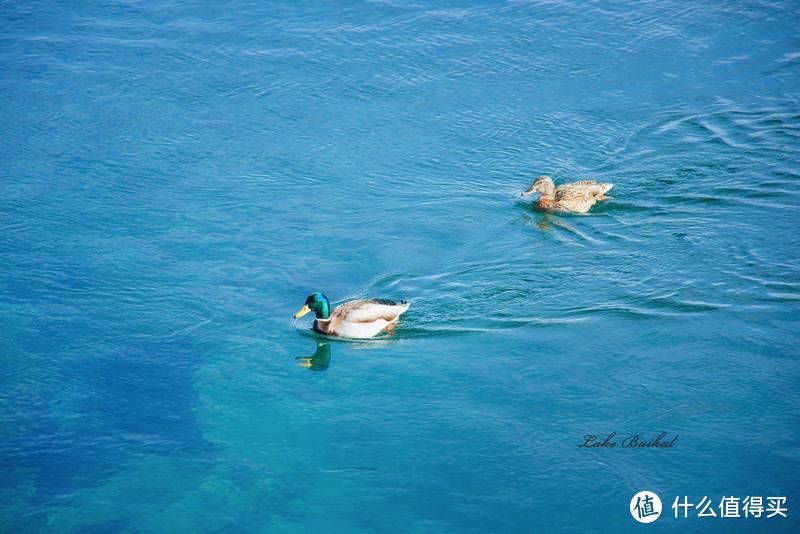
{"left": 522, "top": 175, "right": 613, "bottom": 213}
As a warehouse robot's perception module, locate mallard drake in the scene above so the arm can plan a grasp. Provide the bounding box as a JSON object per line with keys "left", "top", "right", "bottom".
{"left": 522, "top": 175, "right": 613, "bottom": 213}
{"left": 293, "top": 292, "right": 410, "bottom": 339}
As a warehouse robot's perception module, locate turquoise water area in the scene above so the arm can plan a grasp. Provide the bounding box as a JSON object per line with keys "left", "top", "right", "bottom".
{"left": 2, "top": 0, "right": 799, "bottom": 531}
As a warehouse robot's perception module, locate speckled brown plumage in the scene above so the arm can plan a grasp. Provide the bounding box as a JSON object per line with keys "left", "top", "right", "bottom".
{"left": 522, "top": 175, "right": 613, "bottom": 213}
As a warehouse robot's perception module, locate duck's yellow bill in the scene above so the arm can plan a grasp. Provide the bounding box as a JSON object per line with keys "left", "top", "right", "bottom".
{"left": 294, "top": 305, "right": 311, "bottom": 319}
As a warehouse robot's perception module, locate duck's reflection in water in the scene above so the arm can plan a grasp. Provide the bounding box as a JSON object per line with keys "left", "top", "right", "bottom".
{"left": 535, "top": 212, "right": 575, "bottom": 232}
{"left": 295, "top": 337, "right": 396, "bottom": 371}
{"left": 518, "top": 204, "right": 568, "bottom": 232}
{"left": 296, "top": 341, "right": 332, "bottom": 371}
{"left": 521, "top": 210, "right": 597, "bottom": 243}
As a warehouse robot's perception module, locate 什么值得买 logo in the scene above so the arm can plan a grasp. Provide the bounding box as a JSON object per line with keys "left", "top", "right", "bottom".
{"left": 629, "top": 492, "right": 788, "bottom": 523}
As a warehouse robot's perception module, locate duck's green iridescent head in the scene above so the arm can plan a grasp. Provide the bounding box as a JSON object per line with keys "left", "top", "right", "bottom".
{"left": 293, "top": 292, "right": 331, "bottom": 320}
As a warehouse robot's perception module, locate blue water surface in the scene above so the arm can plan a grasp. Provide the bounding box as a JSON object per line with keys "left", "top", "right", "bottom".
{"left": 2, "top": 0, "right": 799, "bottom": 531}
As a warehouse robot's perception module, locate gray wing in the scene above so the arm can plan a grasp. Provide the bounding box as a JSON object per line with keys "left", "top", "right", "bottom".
{"left": 334, "top": 299, "right": 410, "bottom": 323}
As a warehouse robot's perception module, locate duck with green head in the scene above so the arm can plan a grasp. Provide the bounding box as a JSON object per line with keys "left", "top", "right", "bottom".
{"left": 294, "top": 292, "right": 410, "bottom": 338}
